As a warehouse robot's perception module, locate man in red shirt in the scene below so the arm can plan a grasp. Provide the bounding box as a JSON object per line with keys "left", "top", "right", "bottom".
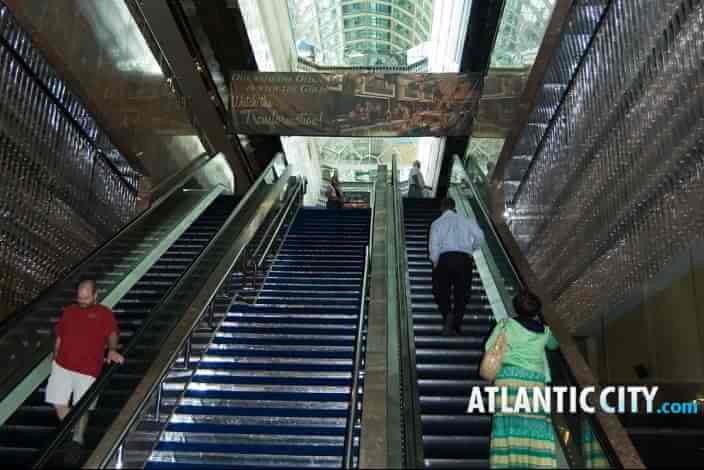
{"left": 45, "top": 278, "right": 124, "bottom": 445}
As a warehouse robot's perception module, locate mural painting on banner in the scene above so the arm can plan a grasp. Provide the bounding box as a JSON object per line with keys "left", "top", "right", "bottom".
{"left": 230, "top": 72, "right": 483, "bottom": 137}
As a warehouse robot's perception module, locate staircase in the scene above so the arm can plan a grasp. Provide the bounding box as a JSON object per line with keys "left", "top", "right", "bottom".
{"left": 0, "top": 196, "right": 238, "bottom": 467}
{"left": 403, "top": 198, "right": 495, "bottom": 469}
{"left": 146, "top": 207, "right": 371, "bottom": 469}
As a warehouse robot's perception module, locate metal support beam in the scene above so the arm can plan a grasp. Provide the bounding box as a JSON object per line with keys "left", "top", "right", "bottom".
{"left": 136, "top": 0, "right": 253, "bottom": 194}
{"left": 436, "top": 0, "right": 507, "bottom": 198}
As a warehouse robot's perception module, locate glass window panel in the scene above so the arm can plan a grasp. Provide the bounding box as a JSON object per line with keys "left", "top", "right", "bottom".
{"left": 490, "top": 0, "right": 557, "bottom": 69}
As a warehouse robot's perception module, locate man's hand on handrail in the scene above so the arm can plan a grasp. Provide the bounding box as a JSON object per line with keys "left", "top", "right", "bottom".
{"left": 106, "top": 350, "right": 125, "bottom": 365}
{"left": 106, "top": 332, "right": 125, "bottom": 364}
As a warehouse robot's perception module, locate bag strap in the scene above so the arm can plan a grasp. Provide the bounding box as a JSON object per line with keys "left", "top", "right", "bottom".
{"left": 496, "top": 318, "right": 511, "bottom": 349}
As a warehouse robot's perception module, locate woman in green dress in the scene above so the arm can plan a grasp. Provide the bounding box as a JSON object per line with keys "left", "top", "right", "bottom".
{"left": 484, "top": 290, "right": 559, "bottom": 468}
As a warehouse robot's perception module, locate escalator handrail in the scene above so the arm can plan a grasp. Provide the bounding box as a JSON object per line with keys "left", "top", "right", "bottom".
{"left": 453, "top": 156, "right": 523, "bottom": 288}
{"left": 450, "top": 155, "right": 623, "bottom": 468}
{"left": 343, "top": 179, "right": 375, "bottom": 469}
{"left": 32, "top": 154, "right": 290, "bottom": 469}
{"left": 148, "top": 151, "right": 215, "bottom": 202}
{"left": 392, "top": 155, "right": 425, "bottom": 468}
{"left": 0, "top": 152, "right": 215, "bottom": 338}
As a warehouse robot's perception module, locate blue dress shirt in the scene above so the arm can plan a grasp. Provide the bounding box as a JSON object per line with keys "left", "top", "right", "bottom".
{"left": 429, "top": 210, "right": 485, "bottom": 265}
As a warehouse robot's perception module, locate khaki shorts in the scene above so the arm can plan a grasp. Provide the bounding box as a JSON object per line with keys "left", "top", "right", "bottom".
{"left": 45, "top": 361, "right": 98, "bottom": 410}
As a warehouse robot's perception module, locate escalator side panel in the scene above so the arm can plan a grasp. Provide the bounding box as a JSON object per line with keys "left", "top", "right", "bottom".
{"left": 0, "top": 195, "right": 239, "bottom": 467}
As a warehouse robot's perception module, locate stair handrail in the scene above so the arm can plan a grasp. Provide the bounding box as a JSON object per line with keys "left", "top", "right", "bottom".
{"left": 254, "top": 178, "right": 303, "bottom": 271}
{"left": 249, "top": 179, "right": 304, "bottom": 300}
{"left": 344, "top": 246, "right": 370, "bottom": 469}
{"left": 32, "top": 153, "right": 290, "bottom": 469}
{"left": 450, "top": 155, "right": 624, "bottom": 468}
{"left": 344, "top": 185, "right": 375, "bottom": 469}
{"left": 148, "top": 151, "right": 216, "bottom": 202}
{"left": 391, "top": 155, "right": 425, "bottom": 468}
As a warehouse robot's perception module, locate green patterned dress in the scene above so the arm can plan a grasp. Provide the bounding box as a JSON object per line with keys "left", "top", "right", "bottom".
{"left": 484, "top": 318, "right": 559, "bottom": 468}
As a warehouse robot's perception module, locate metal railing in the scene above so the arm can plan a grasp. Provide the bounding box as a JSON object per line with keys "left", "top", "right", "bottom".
{"left": 139, "top": 190, "right": 301, "bottom": 458}
{"left": 450, "top": 155, "right": 622, "bottom": 468}
{"left": 33, "top": 154, "right": 290, "bottom": 469}
{"left": 245, "top": 180, "right": 304, "bottom": 295}
{"left": 344, "top": 246, "right": 370, "bottom": 470}
{"left": 344, "top": 181, "right": 376, "bottom": 469}
{"left": 391, "top": 155, "right": 424, "bottom": 468}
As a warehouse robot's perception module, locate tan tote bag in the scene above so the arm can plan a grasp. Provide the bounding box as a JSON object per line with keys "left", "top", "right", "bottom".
{"left": 479, "top": 319, "right": 510, "bottom": 382}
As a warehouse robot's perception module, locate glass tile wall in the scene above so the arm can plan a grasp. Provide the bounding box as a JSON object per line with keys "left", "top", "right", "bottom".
{"left": 499, "top": 3, "right": 704, "bottom": 461}
{"left": 0, "top": 1, "right": 139, "bottom": 320}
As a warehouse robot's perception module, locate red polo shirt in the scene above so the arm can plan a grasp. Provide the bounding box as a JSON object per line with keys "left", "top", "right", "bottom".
{"left": 55, "top": 304, "right": 119, "bottom": 378}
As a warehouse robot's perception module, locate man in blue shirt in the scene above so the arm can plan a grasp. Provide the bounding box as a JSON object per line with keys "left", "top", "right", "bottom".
{"left": 429, "top": 197, "right": 485, "bottom": 335}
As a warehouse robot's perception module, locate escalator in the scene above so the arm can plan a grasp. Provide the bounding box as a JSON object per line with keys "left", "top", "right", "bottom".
{"left": 0, "top": 195, "right": 239, "bottom": 466}
{"left": 0, "top": 190, "right": 211, "bottom": 370}
{"left": 393, "top": 155, "right": 633, "bottom": 469}
{"left": 146, "top": 207, "right": 371, "bottom": 469}
{"left": 402, "top": 198, "right": 495, "bottom": 469}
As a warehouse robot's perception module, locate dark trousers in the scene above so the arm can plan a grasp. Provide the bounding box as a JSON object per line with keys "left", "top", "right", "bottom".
{"left": 432, "top": 252, "right": 474, "bottom": 329}
{"left": 327, "top": 199, "right": 343, "bottom": 209}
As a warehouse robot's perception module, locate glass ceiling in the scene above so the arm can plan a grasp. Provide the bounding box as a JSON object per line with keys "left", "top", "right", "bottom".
{"left": 288, "top": 0, "right": 434, "bottom": 67}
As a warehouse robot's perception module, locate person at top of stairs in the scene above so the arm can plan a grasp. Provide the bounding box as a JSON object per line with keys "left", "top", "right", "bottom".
{"left": 429, "top": 197, "right": 485, "bottom": 336}
{"left": 326, "top": 172, "right": 346, "bottom": 209}
{"left": 408, "top": 160, "right": 427, "bottom": 198}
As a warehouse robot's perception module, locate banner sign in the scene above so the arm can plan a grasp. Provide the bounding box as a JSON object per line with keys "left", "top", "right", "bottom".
{"left": 230, "top": 72, "right": 482, "bottom": 137}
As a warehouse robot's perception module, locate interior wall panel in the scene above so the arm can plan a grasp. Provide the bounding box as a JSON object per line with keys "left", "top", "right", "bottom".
{"left": 0, "top": 2, "right": 139, "bottom": 320}
{"left": 502, "top": 0, "right": 704, "bottom": 333}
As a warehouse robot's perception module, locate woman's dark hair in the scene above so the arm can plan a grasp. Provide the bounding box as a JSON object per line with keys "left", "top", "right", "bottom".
{"left": 513, "top": 290, "right": 542, "bottom": 318}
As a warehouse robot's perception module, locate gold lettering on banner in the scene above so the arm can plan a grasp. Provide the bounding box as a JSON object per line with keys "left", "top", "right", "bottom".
{"left": 244, "top": 110, "right": 322, "bottom": 127}
{"left": 233, "top": 95, "right": 272, "bottom": 108}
